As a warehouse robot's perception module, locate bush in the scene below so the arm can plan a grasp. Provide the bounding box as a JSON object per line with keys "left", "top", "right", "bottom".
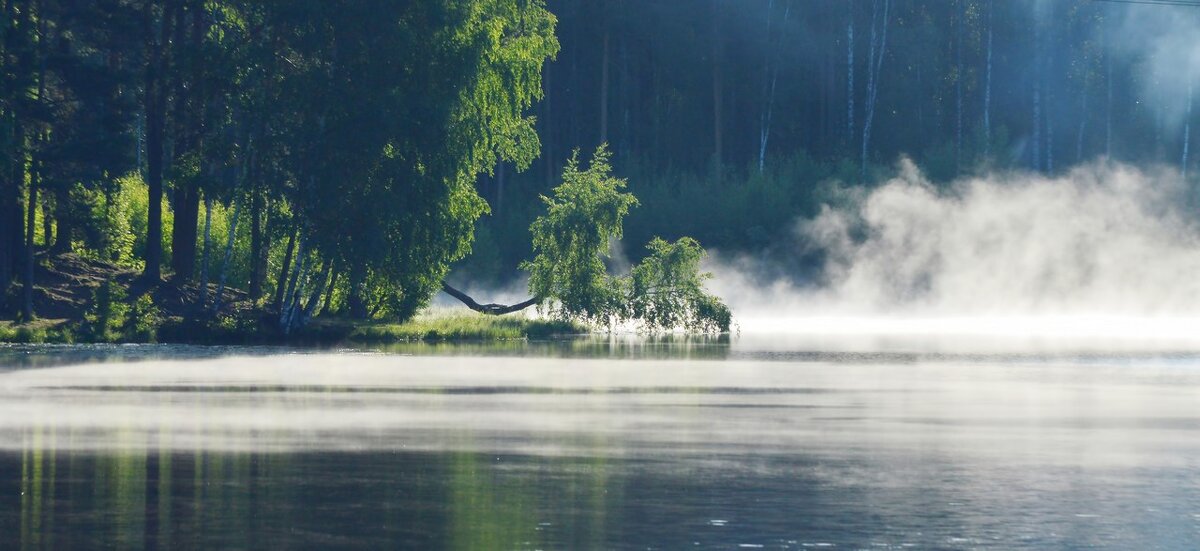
{"left": 125, "top": 293, "right": 161, "bottom": 342}
{"left": 81, "top": 281, "right": 129, "bottom": 342}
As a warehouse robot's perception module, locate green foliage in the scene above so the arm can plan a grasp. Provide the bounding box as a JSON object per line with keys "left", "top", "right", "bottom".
{"left": 80, "top": 173, "right": 172, "bottom": 269}
{"left": 79, "top": 282, "right": 160, "bottom": 343}
{"left": 125, "top": 293, "right": 161, "bottom": 342}
{"left": 239, "top": 0, "right": 558, "bottom": 324}
{"left": 522, "top": 147, "right": 730, "bottom": 333}
{"left": 523, "top": 146, "right": 638, "bottom": 325}
{"left": 81, "top": 281, "right": 130, "bottom": 343}
{"left": 0, "top": 322, "right": 74, "bottom": 344}
{"left": 627, "top": 238, "right": 731, "bottom": 333}
{"left": 342, "top": 314, "right": 580, "bottom": 342}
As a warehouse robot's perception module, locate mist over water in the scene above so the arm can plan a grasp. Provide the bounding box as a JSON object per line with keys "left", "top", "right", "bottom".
{"left": 712, "top": 160, "right": 1200, "bottom": 343}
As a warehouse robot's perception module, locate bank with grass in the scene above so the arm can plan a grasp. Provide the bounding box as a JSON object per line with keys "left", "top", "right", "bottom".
{"left": 0, "top": 253, "right": 586, "bottom": 345}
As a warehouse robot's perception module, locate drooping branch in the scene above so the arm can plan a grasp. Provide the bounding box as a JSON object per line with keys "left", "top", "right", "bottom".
{"left": 441, "top": 282, "right": 539, "bottom": 315}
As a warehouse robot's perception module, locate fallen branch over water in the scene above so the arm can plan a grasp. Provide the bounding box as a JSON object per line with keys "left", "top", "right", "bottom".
{"left": 441, "top": 283, "right": 539, "bottom": 315}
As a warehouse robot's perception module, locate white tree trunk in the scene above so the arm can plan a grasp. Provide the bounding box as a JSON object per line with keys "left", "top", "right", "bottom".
{"left": 860, "top": 0, "right": 890, "bottom": 179}
{"left": 759, "top": 0, "right": 774, "bottom": 174}
{"left": 847, "top": 10, "right": 854, "bottom": 141}
{"left": 1032, "top": 14, "right": 1042, "bottom": 172}
{"left": 211, "top": 199, "right": 241, "bottom": 314}
{"left": 1076, "top": 90, "right": 1088, "bottom": 162}
{"left": 1184, "top": 78, "right": 1193, "bottom": 180}
{"left": 1106, "top": 26, "right": 1113, "bottom": 158}
{"left": 199, "top": 194, "right": 213, "bottom": 308}
{"left": 280, "top": 236, "right": 306, "bottom": 333}
{"left": 984, "top": 0, "right": 993, "bottom": 156}
{"left": 759, "top": 0, "right": 790, "bottom": 173}
{"left": 955, "top": 0, "right": 964, "bottom": 173}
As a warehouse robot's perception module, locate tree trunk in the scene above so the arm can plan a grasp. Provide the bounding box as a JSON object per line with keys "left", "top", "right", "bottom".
{"left": 984, "top": 0, "right": 993, "bottom": 156}
{"left": 22, "top": 6, "right": 44, "bottom": 321}
{"left": 1184, "top": 79, "right": 1193, "bottom": 180}
{"left": 860, "top": 0, "right": 890, "bottom": 179}
{"left": 543, "top": 61, "right": 555, "bottom": 187}
{"left": 955, "top": 0, "right": 964, "bottom": 174}
{"left": 847, "top": 6, "right": 854, "bottom": 144}
{"left": 322, "top": 265, "right": 339, "bottom": 316}
{"left": 170, "top": 184, "right": 198, "bottom": 279}
{"left": 0, "top": 133, "right": 15, "bottom": 287}
{"left": 0, "top": 0, "right": 25, "bottom": 289}
{"left": 249, "top": 190, "right": 263, "bottom": 300}
{"left": 1106, "top": 23, "right": 1113, "bottom": 158}
{"left": 442, "top": 282, "right": 539, "bottom": 315}
{"left": 1044, "top": 19, "right": 1054, "bottom": 174}
{"left": 711, "top": 0, "right": 723, "bottom": 171}
{"left": 211, "top": 199, "right": 240, "bottom": 313}
{"left": 759, "top": 0, "right": 789, "bottom": 174}
{"left": 346, "top": 263, "right": 368, "bottom": 319}
{"left": 49, "top": 187, "right": 71, "bottom": 253}
{"left": 495, "top": 160, "right": 505, "bottom": 215}
{"left": 599, "top": 20, "right": 609, "bottom": 145}
{"left": 280, "top": 236, "right": 307, "bottom": 332}
{"left": 1076, "top": 91, "right": 1088, "bottom": 162}
{"left": 22, "top": 157, "right": 36, "bottom": 321}
{"left": 198, "top": 194, "right": 212, "bottom": 308}
{"left": 300, "top": 261, "right": 333, "bottom": 323}
{"left": 142, "top": 0, "right": 175, "bottom": 283}
{"left": 40, "top": 192, "right": 51, "bottom": 248}
{"left": 1031, "top": 13, "right": 1041, "bottom": 172}
{"left": 273, "top": 224, "right": 296, "bottom": 310}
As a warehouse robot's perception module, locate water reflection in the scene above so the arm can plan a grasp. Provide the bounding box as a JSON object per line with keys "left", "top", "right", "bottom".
{"left": 2, "top": 347, "right": 1200, "bottom": 548}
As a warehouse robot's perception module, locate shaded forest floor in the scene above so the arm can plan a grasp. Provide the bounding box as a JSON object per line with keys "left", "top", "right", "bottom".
{"left": 0, "top": 253, "right": 582, "bottom": 344}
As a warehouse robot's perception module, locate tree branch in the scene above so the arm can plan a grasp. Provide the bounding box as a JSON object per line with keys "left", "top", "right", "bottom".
{"left": 441, "top": 282, "right": 540, "bottom": 315}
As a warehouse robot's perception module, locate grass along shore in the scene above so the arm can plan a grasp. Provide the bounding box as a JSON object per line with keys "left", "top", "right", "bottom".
{"left": 0, "top": 253, "right": 585, "bottom": 345}
{"left": 0, "top": 313, "right": 586, "bottom": 345}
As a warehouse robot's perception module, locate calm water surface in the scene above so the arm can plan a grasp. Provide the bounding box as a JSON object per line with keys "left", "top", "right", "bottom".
{"left": 2, "top": 335, "right": 1200, "bottom": 549}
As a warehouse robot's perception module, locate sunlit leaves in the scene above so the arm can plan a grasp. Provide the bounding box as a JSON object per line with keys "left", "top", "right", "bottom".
{"left": 524, "top": 146, "right": 730, "bottom": 333}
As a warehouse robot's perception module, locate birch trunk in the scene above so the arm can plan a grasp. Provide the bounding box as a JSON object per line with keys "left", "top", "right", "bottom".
{"left": 711, "top": 0, "right": 723, "bottom": 170}
{"left": 860, "top": 0, "right": 889, "bottom": 179}
{"left": 846, "top": 9, "right": 854, "bottom": 142}
{"left": 1076, "top": 91, "right": 1088, "bottom": 162}
{"left": 274, "top": 225, "right": 296, "bottom": 310}
{"left": 758, "top": 0, "right": 790, "bottom": 173}
{"left": 1032, "top": 22, "right": 1041, "bottom": 171}
{"left": 211, "top": 199, "right": 241, "bottom": 314}
{"left": 984, "top": 0, "right": 993, "bottom": 156}
{"left": 1184, "top": 79, "right": 1193, "bottom": 180}
{"left": 955, "top": 0, "right": 964, "bottom": 173}
{"left": 280, "top": 236, "right": 306, "bottom": 332}
{"left": 198, "top": 194, "right": 213, "bottom": 308}
{"left": 1106, "top": 26, "right": 1113, "bottom": 158}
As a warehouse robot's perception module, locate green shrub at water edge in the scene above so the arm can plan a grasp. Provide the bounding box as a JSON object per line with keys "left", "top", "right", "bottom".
{"left": 125, "top": 293, "right": 161, "bottom": 342}
{"left": 81, "top": 281, "right": 128, "bottom": 342}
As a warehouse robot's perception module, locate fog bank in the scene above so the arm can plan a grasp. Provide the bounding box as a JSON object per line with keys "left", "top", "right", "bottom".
{"left": 712, "top": 159, "right": 1200, "bottom": 337}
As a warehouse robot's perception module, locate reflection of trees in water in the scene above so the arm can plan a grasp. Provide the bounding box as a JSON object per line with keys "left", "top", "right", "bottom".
{"left": 6, "top": 429, "right": 623, "bottom": 549}
{"left": 368, "top": 335, "right": 732, "bottom": 361}
{"left": 0, "top": 339, "right": 731, "bottom": 369}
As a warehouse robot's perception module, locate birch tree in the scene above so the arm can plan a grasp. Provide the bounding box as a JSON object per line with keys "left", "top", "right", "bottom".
{"left": 860, "top": 0, "right": 890, "bottom": 179}
{"left": 984, "top": 0, "right": 993, "bottom": 156}
{"left": 759, "top": 0, "right": 791, "bottom": 173}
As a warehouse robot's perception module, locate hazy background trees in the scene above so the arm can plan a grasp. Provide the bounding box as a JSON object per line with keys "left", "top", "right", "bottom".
{"left": 2, "top": 0, "right": 1195, "bottom": 324}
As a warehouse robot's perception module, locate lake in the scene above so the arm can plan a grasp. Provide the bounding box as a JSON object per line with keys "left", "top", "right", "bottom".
{"left": 2, "top": 332, "right": 1200, "bottom": 549}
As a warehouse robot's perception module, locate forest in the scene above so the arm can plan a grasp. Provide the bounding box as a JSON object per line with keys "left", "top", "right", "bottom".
{"left": 0, "top": 0, "right": 1188, "bottom": 340}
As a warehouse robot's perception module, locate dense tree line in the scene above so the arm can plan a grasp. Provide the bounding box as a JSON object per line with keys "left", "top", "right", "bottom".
{"left": 468, "top": 0, "right": 1193, "bottom": 280}
{"left": 1, "top": 0, "right": 1192, "bottom": 327}
{"left": 522, "top": 0, "right": 1155, "bottom": 179}
{"left": 1, "top": 0, "right": 557, "bottom": 326}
